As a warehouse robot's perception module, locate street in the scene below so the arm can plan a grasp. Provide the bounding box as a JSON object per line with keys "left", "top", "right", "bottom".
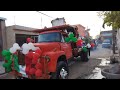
{"left": 0, "top": 44, "right": 112, "bottom": 79}
{"left": 68, "top": 44, "right": 111, "bottom": 79}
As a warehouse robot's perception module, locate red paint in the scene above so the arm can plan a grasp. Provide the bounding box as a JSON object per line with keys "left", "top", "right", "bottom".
{"left": 29, "top": 68, "right": 36, "bottom": 75}
{"left": 35, "top": 63, "right": 43, "bottom": 69}
{"left": 32, "top": 53, "right": 40, "bottom": 64}
{"left": 76, "top": 39, "right": 83, "bottom": 47}
{"left": 35, "top": 69, "right": 42, "bottom": 77}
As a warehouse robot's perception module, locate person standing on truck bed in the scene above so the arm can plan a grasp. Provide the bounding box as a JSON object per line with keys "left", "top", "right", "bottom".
{"left": 90, "top": 42, "right": 95, "bottom": 50}
{"left": 27, "top": 38, "right": 35, "bottom": 43}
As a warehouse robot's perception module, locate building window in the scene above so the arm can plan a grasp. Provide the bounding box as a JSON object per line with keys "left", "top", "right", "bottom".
{"left": 15, "top": 34, "right": 38, "bottom": 46}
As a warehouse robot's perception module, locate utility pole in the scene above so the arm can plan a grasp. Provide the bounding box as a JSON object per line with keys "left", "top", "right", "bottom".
{"left": 41, "top": 16, "right": 42, "bottom": 28}
{"left": 14, "top": 16, "right": 16, "bottom": 25}
{"left": 112, "top": 27, "right": 116, "bottom": 54}
{"left": 36, "top": 11, "right": 55, "bottom": 28}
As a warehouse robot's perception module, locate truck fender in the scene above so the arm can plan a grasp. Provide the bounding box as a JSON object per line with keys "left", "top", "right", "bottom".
{"left": 44, "top": 51, "right": 65, "bottom": 72}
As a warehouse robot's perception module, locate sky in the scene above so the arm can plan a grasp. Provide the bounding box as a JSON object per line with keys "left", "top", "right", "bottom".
{"left": 0, "top": 11, "right": 112, "bottom": 38}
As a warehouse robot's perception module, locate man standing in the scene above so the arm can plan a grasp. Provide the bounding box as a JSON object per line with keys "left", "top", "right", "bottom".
{"left": 26, "top": 38, "right": 35, "bottom": 43}
{"left": 86, "top": 42, "right": 91, "bottom": 56}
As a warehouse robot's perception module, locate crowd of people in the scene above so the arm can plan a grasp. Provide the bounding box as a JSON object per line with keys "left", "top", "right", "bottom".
{"left": 76, "top": 37, "right": 98, "bottom": 61}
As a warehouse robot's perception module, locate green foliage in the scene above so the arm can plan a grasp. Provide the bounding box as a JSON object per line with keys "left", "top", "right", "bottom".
{"left": 98, "top": 11, "right": 120, "bottom": 29}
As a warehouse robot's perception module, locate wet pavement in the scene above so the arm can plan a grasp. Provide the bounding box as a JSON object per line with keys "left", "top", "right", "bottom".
{"left": 83, "top": 58, "right": 111, "bottom": 79}
{"left": 77, "top": 44, "right": 112, "bottom": 79}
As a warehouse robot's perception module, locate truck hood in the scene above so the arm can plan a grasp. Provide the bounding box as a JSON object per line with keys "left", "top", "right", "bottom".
{"left": 33, "top": 42, "right": 61, "bottom": 53}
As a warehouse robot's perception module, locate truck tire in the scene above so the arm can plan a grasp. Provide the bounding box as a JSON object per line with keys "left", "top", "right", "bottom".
{"left": 51, "top": 61, "right": 69, "bottom": 79}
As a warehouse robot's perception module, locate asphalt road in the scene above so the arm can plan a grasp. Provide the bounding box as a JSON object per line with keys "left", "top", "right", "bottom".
{"left": 68, "top": 44, "right": 112, "bottom": 79}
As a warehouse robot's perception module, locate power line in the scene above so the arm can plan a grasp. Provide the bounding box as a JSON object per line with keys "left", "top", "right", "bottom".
{"left": 36, "top": 11, "right": 54, "bottom": 19}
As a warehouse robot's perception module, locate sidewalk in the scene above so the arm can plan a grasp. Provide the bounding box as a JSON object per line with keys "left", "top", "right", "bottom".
{"left": 110, "top": 49, "right": 120, "bottom": 63}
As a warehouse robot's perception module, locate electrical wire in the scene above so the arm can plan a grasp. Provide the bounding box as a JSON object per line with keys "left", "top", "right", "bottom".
{"left": 36, "top": 11, "right": 54, "bottom": 19}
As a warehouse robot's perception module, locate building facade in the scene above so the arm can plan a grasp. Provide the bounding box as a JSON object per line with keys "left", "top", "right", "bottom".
{"left": 0, "top": 17, "right": 7, "bottom": 61}
{"left": 6, "top": 25, "right": 39, "bottom": 48}
{"left": 100, "top": 30, "right": 113, "bottom": 44}
{"left": 73, "top": 24, "right": 86, "bottom": 37}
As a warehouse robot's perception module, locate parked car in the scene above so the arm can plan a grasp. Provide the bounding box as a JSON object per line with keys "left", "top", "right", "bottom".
{"left": 102, "top": 39, "right": 111, "bottom": 48}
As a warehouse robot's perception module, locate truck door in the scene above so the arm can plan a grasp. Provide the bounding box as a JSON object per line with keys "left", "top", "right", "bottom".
{"left": 60, "top": 34, "right": 73, "bottom": 60}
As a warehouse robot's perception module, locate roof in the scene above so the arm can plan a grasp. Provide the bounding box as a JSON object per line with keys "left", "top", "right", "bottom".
{"left": 0, "top": 17, "right": 6, "bottom": 21}
{"left": 6, "top": 25, "right": 38, "bottom": 31}
{"left": 100, "top": 30, "right": 112, "bottom": 34}
{"left": 72, "top": 24, "right": 85, "bottom": 29}
{"left": 33, "top": 24, "right": 75, "bottom": 33}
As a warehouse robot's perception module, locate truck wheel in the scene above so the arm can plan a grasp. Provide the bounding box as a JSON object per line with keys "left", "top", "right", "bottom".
{"left": 51, "top": 61, "right": 69, "bottom": 79}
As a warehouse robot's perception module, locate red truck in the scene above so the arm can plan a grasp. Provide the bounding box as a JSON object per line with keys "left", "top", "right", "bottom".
{"left": 9, "top": 24, "right": 88, "bottom": 79}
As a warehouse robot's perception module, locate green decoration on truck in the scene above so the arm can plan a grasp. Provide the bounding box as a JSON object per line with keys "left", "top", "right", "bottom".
{"left": 82, "top": 47, "right": 88, "bottom": 52}
{"left": 65, "top": 32, "right": 77, "bottom": 43}
{"left": 1, "top": 50, "right": 20, "bottom": 73}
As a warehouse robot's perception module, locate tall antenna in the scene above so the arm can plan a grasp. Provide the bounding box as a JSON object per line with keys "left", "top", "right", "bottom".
{"left": 14, "top": 16, "right": 16, "bottom": 25}
{"left": 41, "top": 16, "right": 42, "bottom": 28}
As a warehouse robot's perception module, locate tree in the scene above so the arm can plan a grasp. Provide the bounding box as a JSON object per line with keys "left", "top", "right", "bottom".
{"left": 98, "top": 11, "right": 120, "bottom": 29}
{"left": 98, "top": 11, "right": 120, "bottom": 54}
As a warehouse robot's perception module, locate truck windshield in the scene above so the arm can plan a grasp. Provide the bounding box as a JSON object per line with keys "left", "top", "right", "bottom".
{"left": 38, "top": 32, "right": 61, "bottom": 42}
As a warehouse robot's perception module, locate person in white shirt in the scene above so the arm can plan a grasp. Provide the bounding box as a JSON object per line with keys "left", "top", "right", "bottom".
{"left": 86, "top": 42, "right": 91, "bottom": 56}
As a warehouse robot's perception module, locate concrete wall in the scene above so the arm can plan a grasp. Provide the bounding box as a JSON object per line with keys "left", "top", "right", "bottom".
{"left": 0, "top": 19, "right": 7, "bottom": 49}
{"left": 6, "top": 26, "right": 15, "bottom": 49}
{"left": 75, "top": 24, "right": 86, "bottom": 37}
{"left": 0, "top": 17, "right": 7, "bottom": 61}
{"left": 14, "top": 29, "right": 39, "bottom": 35}
{"left": 6, "top": 26, "right": 39, "bottom": 49}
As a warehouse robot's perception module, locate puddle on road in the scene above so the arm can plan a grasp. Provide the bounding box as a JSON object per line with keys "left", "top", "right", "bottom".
{"left": 86, "top": 67, "right": 105, "bottom": 79}
{"left": 85, "top": 58, "right": 111, "bottom": 79}
{"left": 98, "top": 58, "right": 110, "bottom": 66}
